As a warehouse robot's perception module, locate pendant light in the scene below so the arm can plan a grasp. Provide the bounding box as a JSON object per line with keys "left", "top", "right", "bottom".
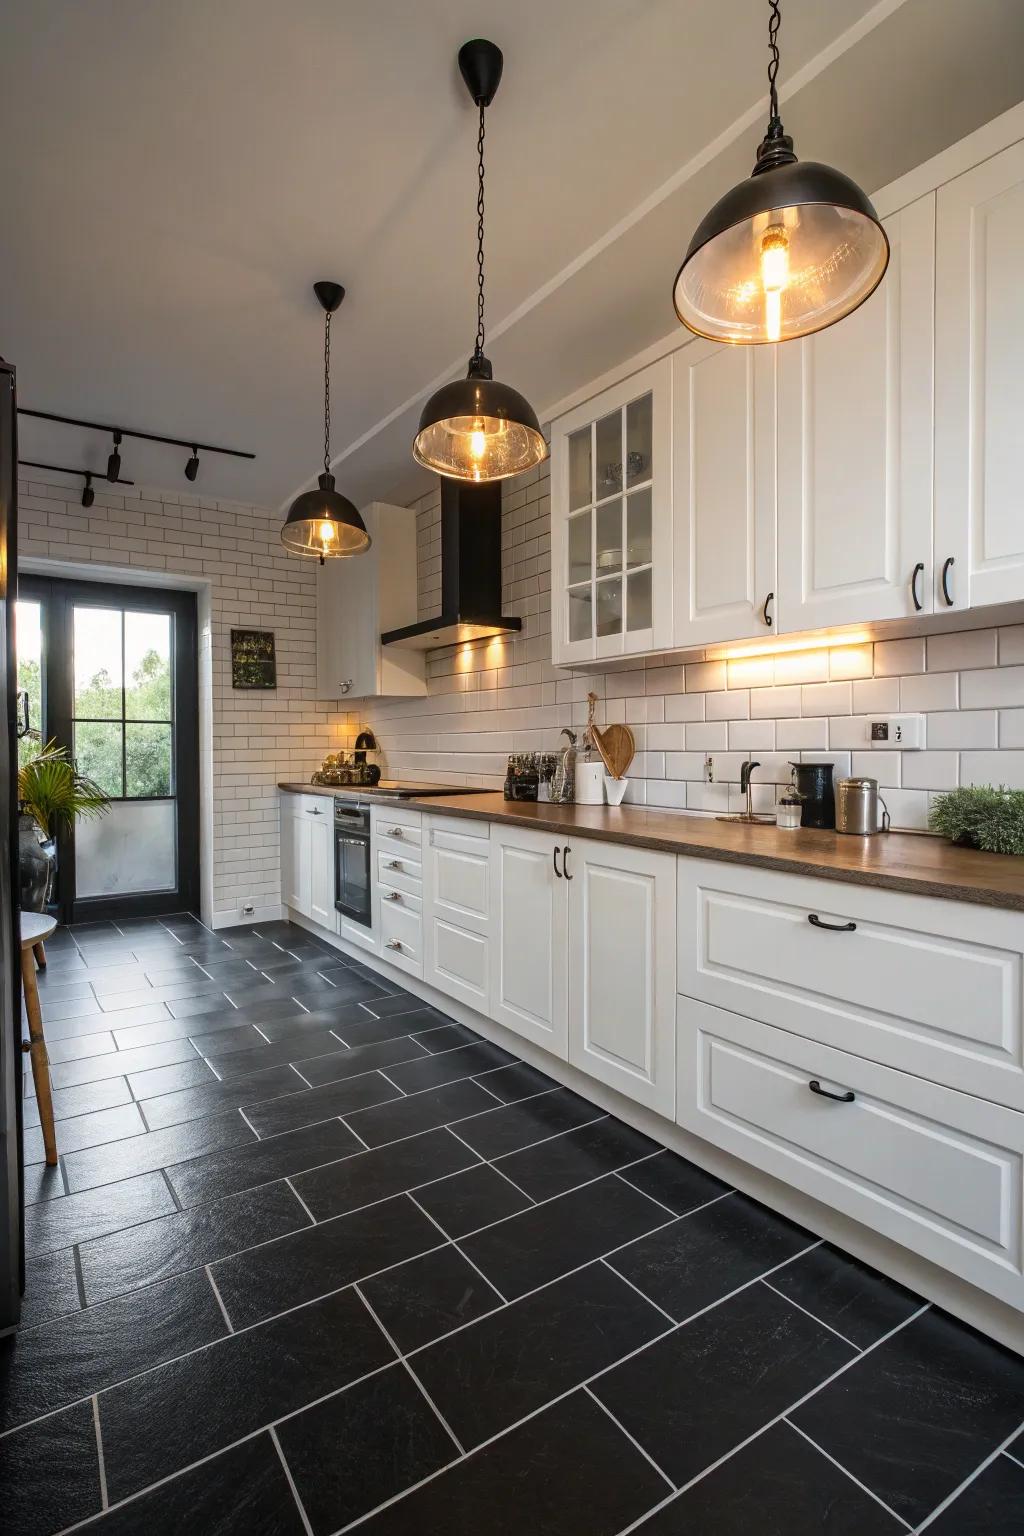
{"left": 413, "top": 39, "right": 547, "bottom": 483}
{"left": 673, "top": 0, "right": 889, "bottom": 345}
{"left": 281, "top": 281, "right": 370, "bottom": 563}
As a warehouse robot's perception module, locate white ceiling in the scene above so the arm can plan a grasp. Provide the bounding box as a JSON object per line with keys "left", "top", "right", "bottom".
{"left": 2, "top": 0, "right": 1022, "bottom": 511}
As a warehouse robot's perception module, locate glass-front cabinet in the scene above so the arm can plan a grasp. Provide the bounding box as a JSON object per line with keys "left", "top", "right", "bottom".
{"left": 550, "top": 357, "right": 672, "bottom": 664}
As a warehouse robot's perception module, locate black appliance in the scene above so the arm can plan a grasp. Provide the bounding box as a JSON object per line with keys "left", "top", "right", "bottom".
{"left": 334, "top": 799, "right": 372, "bottom": 926}
{"left": 0, "top": 360, "right": 22, "bottom": 1333}
{"left": 790, "top": 761, "right": 836, "bottom": 829}
{"left": 379, "top": 479, "right": 522, "bottom": 650}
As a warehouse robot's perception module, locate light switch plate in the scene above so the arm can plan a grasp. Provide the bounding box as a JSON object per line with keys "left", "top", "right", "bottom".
{"left": 868, "top": 714, "right": 925, "bottom": 749}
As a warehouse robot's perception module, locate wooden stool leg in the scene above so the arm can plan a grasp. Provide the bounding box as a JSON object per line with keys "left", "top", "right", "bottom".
{"left": 21, "top": 948, "right": 57, "bottom": 1166}
{"left": 33, "top": 941, "right": 46, "bottom": 969}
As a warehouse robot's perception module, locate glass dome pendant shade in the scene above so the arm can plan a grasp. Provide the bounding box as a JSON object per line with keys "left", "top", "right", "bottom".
{"left": 413, "top": 40, "right": 547, "bottom": 483}
{"left": 673, "top": 0, "right": 889, "bottom": 345}
{"left": 281, "top": 282, "right": 370, "bottom": 563}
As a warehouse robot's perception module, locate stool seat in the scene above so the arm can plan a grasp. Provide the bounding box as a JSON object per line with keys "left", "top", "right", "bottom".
{"left": 20, "top": 912, "right": 57, "bottom": 948}
{"left": 19, "top": 912, "right": 59, "bottom": 1166}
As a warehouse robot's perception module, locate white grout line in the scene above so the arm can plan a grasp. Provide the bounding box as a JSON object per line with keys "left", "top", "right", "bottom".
{"left": 1005, "top": 1446, "right": 1024, "bottom": 1473}
{"left": 407, "top": 1192, "right": 508, "bottom": 1306}
{"left": 284, "top": 1176, "right": 318, "bottom": 1226}
{"left": 205, "top": 1265, "right": 234, "bottom": 1333}
{"left": 251, "top": 1024, "right": 272, "bottom": 1043}
{"left": 238, "top": 1108, "right": 260, "bottom": 1141}
{"left": 288, "top": 1062, "right": 314, "bottom": 1088}
{"left": 376, "top": 1070, "right": 406, "bottom": 1098}
{"left": 340, "top": 1118, "right": 371, "bottom": 1151}
{"left": 92, "top": 1395, "right": 109, "bottom": 1510}
{"left": 783, "top": 1418, "right": 913, "bottom": 1530}
{"left": 914, "top": 1415, "right": 1024, "bottom": 1532}
{"left": 584, "top": 1385, "right": 675, "bottom": 1492}
{"left": 600, "top": 1259, "right": 678, "bottom": 1328}
{"left": 761, "top": 1278, "right": 860, "bottom": 1351}
{"left": 355, "top": 1284, "right": 466, "bottom": 1455}
{"left": 268, "top": 1425, "right": 316, "bottom": 1536}
{"left": 486, "top": 1159, "right": 537, "bottom": 1205}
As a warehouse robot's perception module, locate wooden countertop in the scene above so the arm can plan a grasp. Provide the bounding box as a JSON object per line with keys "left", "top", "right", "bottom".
{"left": 410, "top": 792, "right": 1024, "bottom": 912}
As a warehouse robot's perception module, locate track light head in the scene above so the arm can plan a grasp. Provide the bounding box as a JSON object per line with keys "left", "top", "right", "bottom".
{"left": 185, "top": 447, "right": 200, "bottom": 482}
{"left": 106, "top": 430, "right": 122, "bottom": 483}
{"left": 81, "top": 472, "right": 95, "bottom": 508}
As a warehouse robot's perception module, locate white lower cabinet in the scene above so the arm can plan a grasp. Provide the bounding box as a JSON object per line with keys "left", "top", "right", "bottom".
{"left": 488, "top": 824, "right": 569, "bottom": 1056}
{"left": 280, "top": 794, "right": 334, "bottom": 928}
{"left": 309, "top": 812, "right": 337, "bottom": 932}
{"left": 677, "top": 998, "right": 1024, "bottom": 1311}
{"left": 423, "top": 817, "right": 491, "bottom": 1012}
{"left": 372, "top": 806, "right": 421, "bottom": 976}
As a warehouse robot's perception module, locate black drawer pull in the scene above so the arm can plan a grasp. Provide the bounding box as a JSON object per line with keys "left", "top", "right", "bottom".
{"left": 553, "top": 845, "right": 562, "bottom": 879}
{"left": 809, "top": 1079, "right": 855, "bottom": 1104}
{"left": 563, "top": 845, "right": 573, "bottom": 880}
{"left": 911, "top": 560, "right": 924, "bottom": 611}
{"left": 941, "top": 555, "right": 955, "bottom": 607}
{"left": 808, "top": 914, "right": 856, "bottom": 933}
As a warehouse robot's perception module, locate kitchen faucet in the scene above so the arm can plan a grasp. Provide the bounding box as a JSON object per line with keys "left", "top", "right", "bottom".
{"left": 717, "top": 758, "right": 776, "bottom": 824}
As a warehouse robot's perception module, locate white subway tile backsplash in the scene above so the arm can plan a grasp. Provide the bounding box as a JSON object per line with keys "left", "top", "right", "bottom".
{"left": 874, "top": 637, "right": 925, "bottom": 676}
{"left": 773, "top": 651, "right": 829, "bottom": 687}
{"left": 664, "top": 693, "right": 706, "bottom": 722}
{"left": 998, "top": 626, "right": 1024, "bottom": 665}
{"left": 828, "top": 644, "right": 873, "bottom": 680}
{"left": 853, "top": 677, "right": 900, "bottom": 715}
{"left": 750, "top": 685, "right": 802, "bottom": 719}
{"left": 900, "top": 671, "right": 959, "bottom": 712}
{"left": 852, "top": 750, "right": 901, "bottom": 787}
{"left": 926, "top": 710, "right": 998, "bottom": 749}
{"left": 901, "top": 752, "right": 960, "bottom": 791}
{"left": 880, "top": 789, "right": 930, "bottom": 830}
{"left": 726, "top": 657, "right": 775, "bottom": 690}
{"left": 685, "top": 721, "right": 729, "bottom": 751}
{"left": 802, "top": 681, "right": 852, "bottom": 717}
{"left": 776, "top": 717, "right": 829, "bottom": 750}
{"left": 685, "top": 660, "right": 726, "bottom": 693}
{"left": 728, "top": 719, "right": 775, "bottom": 751}
{"left": 927, "top": 629, "right": 997, "bottom": 672}
{"left": 999, "top": 710, "right": 1024, "bottom": 748}
{"left": 706, "top": 689, "right": 749, "bottom": 720}
{"left": 961, "top": 751, "right": 1024, "bottom": 790}
{"left": 827, "top": 716, "right": 872, "bottom": 751}
{"left": 960, "top": 666, "right": 1024, "bottom": 709}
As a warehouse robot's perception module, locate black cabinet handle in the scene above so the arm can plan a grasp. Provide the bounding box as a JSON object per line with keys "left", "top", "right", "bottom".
{"left": 941, "top": 555, "right": 955, "bottom": 607}
{"left": 553, "top": 845, "right": 562, "bottom": 879}
{"left": 762, "top": 591, "right": 774, "bottom": 627}
{"left": 808, "top": 914, "right": 856, "bottom": 932}
{"left": 563, "top": 845, "right": 573, "bottom": 880}
{"left": 809, "top": 1079, "right": 855, "bottom": 1103}
{"left": 911, "top": 561, "right": 924, "bottom": 611}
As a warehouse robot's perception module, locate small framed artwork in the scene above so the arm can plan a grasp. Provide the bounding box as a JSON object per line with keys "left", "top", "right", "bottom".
{"left": 230, "top": 628, "right": 277, "bottom": 689}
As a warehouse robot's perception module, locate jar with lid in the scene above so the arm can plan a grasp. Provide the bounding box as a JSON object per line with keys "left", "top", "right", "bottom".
{"left": 776, "top": 774, "right": 803, "bottom": 830}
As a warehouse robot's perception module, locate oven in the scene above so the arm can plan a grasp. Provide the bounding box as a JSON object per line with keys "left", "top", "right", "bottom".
{"left": 334, "top": 799, "right": 372, "bottom": 926}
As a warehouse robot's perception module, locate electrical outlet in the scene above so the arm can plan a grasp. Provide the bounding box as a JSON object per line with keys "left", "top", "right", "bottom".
{"left": 241, "top": 902, "right": 255, "bottom": 917}
{"left": 869, "top": 714, "right": 925, "bottom": 749}
{"left": 704, "top": 754, "right": 715, "bottom": 783}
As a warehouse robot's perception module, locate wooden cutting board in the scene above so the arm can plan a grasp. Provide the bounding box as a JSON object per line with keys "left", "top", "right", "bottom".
{"left": 592, "top": 721, "right": 635, "bottom": 779}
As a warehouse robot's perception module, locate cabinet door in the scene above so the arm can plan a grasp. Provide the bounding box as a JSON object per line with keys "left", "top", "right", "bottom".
{"left": 488, "top": 824, "right": 568, "bottom": 1056}
{"left": 672, "top": 341, "right": 776, "bottom": 646}
{"left": 568, "top": 840, "right": 676, "bottom": 1117}
{"left": 935, "top": 140, "right": 1024, "bottom": 611}
{"left": 308, "top": 812, "right": 338, "bottom": 932}
{"left": 283, "top": 805, "right": 312, "bottom": 918}
{"left": 316, "top": 545, "right": 378, "bottom": 700}
{"left": 550, "top": 357, "right": 672, "bottom": 665}
{"left": 777, "top": 195, "right": 935, "bottom": 630}
{"left": 423, "top": 818, "right": 491, "bottom": 1012}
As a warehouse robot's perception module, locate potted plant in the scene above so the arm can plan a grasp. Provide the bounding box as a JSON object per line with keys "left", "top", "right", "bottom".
{"left": 929, "top": 785, "right": 1024, "bottom": 856}
{"left": 17, "top": 740, "right": 110, "bottom": 910}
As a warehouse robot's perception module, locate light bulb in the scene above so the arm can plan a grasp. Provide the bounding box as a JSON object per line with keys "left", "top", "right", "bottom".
{"left": 760, "top": 226, "right": 789, "bottom": 342}
{"left": 469, "top": 428, "right": 487, "bottom": 461}
{"left": 319, "top": 520, "right": 336, "bottom": 546}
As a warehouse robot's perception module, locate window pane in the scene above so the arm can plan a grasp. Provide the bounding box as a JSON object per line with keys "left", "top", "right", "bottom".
{"left": 626, "top": 393, "right": 653, "bottom": 486}
{"left": 75, "top": 720, "right": 124, "bottom": 797}
{"left": 568, "top": 584, "right": 593, "bottom": 644}
{"left": 126, "top": 722, "right": 173, "bottom": 798}
{"left": 74, "top": 607, "right": 122, "bottom": 719}
{"left": 75, "top": 800, "right": 176, "bottom": 897}
{"left": 125, "top": 612, "right": 172, "bottom": 721}
{"left": 568, "top": 428, "right": 592, "bottom": 511}
{"left": 595, "top": 411, "right": 622, "bottom": 499}
{"left": 568, "top": 510, "right": 592, "bottom": 585}
{"left": 627, "top": 568, "right": 653, "bottom": 632}
{"left": 596, "top": 500, "right": 622, "bottom": 575}
{"left": 626, "top": 488, "right": 653, "bottom": 568}
{"left": 15, "top": 599, "right": 42, "bottom": 768}
{"left": 596, "top": 576, "right": 623, "bottom": 638}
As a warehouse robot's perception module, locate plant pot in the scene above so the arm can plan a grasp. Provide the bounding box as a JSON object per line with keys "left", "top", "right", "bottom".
{"left": 604, "top": 775, "right": 629, "bottom": 806}
{"left": 19, "top": 813, "right": 56, "bottom": 913}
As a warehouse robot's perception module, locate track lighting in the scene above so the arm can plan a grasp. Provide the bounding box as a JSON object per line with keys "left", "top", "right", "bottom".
{"left": 81, "top": 472, "right": 95, "bottom": 508}
{"left": 106, "top": 430, "right": 122, "bottom": 483}
{"left": 185, "top": 447, "right": 200, "bottom": 482}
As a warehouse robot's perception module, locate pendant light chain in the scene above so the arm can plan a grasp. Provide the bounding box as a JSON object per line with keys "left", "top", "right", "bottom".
{"left": 323, "top": 308, "right": 332, "bottom": 475}
{"left": 767, "top": 0, "right": 782, "bottom": 123}
{"left": 474, "top": 100, "right": 486, "bottom": 359}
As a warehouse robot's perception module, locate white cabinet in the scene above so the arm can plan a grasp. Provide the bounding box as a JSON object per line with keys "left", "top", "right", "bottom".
{"left": 280, "top": 794, "right": 334, "bottom": 929}
{"left": 776, "top": 195, "right": 935, "bottom": 630}
{"left": 372, "top": 806, "right": 422, "bottom": 976}
{"left": 567, "top": 839, "right": 676, "bottom": 1117}
{"left": 935, "top": 139, "right": 1024, "bottom": 613}
{"left": 308, "top": 811, "right": 336, "bottom": 931}
{"left": 550, "top": 358, "right": 673, "bottom": 665}
{"left": 672, "top": 341, "right": 776, "bottom": 646}
{"left": 316, "top": 501, "right": 426, "bottom": 701}
{"left": 488, "top": 824, "right": 569, "bottom": 1055}
{"left": 423, "top": 816, "right": 491, "bottom": 1011}
{"left": 280, "top": 797, "right": 309, "bottom": 915}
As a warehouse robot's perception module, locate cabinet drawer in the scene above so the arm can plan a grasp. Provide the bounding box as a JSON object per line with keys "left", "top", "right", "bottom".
{"left": 286, "top": 793, "right": 333, "bottom": 821}
{"left": 678, "top": 858, "right": 1024, "bottom": 1111}
{"left": 678, "top": 998, "right": 1024, "bottom": 1310}
{"left": 380, "top": 899, "right": 423, "bottom": 978}
{"left": 372, "top": 809, "right": 422, "bottom": 853}
{"left": 427, "top": 917, "right": 490, "bottom": 1011}
{"left": 378, "top": 885, "right": 422, "bottom": 918}
{"left": 376, "top": 849, "right": 423, "bottom": 894}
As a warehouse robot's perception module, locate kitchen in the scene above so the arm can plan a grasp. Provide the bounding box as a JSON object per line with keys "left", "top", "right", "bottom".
{"left": 4, "top": 3, "right": 1024, "bottom": 1533}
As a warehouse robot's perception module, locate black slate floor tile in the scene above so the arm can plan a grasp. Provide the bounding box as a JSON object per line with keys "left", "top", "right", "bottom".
{"left": 244, "top": 1069, "right": 402, "bottom": 1138}
{"left": 471, "top": 1060, "right": 558, "bottom": 1103}
{"left": 166, "top": 990, "right": 242, "bottom": 1021}
{"left": 278, "top": 1364, "right": 457, "bottom": 1535}
{"left": 790, "top": 1306, "right": 1024, "bottom": 1524}
{"left": 594, "top": 1281, "right": 854, "bottom": 1487}
{"left": 617, "top": 1147, "right": 731, "bottom": 1215}
{"left": 355, "top": 1388, "right": 667, "bottom": 1536}
{"left": 0, "top": 1270, "right": 227, "bottom": 1430}
{"left": 409, "top": 1020, "right": 482, "bottom": 1051}
{"left": 48, "top": 1038, "right": 201, "bottom": 1091}
{"left": 333, "top": 1009, "right": 453, "bottom": 1049}
{"left": 632, "top": 1419, "right": 905, "bottom": 1533}
{"left": 290, "top": 1034, "right": 430, "bottom": 1088}
{"left": 140, "top": 1062, "right": 305, "bottom": 1130}
{"left": 21, "top": 1247, "right": 82, "bottom": 1327}
{"left": 413, "top": 1261, "right": 667, "bottom": 1449}
{"left": 382, "top": 1041, "right": 515, "bottom": 1094}
{"left": 450, "top": 1087, "right": 604, "bottom": 1161}
{"left": 926, "top": 1453, "right": 1024, "bottom": 1534}
{"left": 39, "top": 1024, "right": 114, "bottom": 1056}
{"left": 99, "top": 1287, "right": 394, "bottom": 1502}
{"left": 610, "top": 1192, "right": 815, "bottom": 1322}
{"left": 23, "top": 1102, "right": 146, "bottom": 1166}
{"left": 294, "top": 1127, "right": 481, "bottom": 1221}
{"left": 496, "top": 1117, "right": 658, "bottom": 1201}
{"left": 22, "top": 1075, "right": 132, "bottom": 1127}
{"left": 460, "top": 1174, "right": 671, "bottom": 1299}
{"left": 293, "top": 973, "right": 390, "bottom": 1007}
{"left": 0, "top": 1399, "right": 102, "bottom": 1535}
{"left": 75, "top": 1432, "right": 307, "bottom": 1535}
{"left": 212, "top": 1034, "right": 349, "bottom": 1082}
{"left": 110, "top": 1008, "right": 241, "bottom": 1050}
{"left": 166, "top": 1117, "right": 362, "bottom": 1207}
{"left": 769, "top": 1243, "right": 923, "bottom": 1349}
{"left": 126, "top": 1056, "right": 218, "bottom": 1098}
{"left": 79, "top": 1180, "right": 311, "bottom": 1304}
{"left": 244, "top": 1006, "right": 358, "bottom": 1044}
{"left": 361, "top": 991, "right": 445, "bottom": 1022}
{"left": 63, "top": 1108, "right": 256, "bottom": 1192}
{"left": 189, "top": 1022, "right": 276, "bottom": 1057}
{"left": 361, "top": 1244, "right": 503, "bottom": 1352}
{"left": 343, "top": 1078, "right": 500, "bottom": 1148}
{"left": 25, "top": 1170, "right": 178, "bottom": 1258}
{"left": 24, "top": 1163, "right": 65, "bottom": 1205}
{"left": 212, "top": 1193, "right": 442, "bottom": 1328}
{"left": 408, "top": 1162, "right": 533, "bottom": 1239}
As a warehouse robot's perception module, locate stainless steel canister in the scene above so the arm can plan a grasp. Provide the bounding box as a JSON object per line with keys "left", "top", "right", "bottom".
{"left": 834, "top": 777, "right": 889, "bottom": 835}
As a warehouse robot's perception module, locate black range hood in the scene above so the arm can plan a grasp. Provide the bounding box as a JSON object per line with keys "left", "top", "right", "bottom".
{"left": 381, "top": 478, "right": 521, "bottom": 651}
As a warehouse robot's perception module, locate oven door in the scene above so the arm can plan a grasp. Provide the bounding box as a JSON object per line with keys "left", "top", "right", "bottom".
{"left": 334, "top": 823, "right": 371, "bottom": 926}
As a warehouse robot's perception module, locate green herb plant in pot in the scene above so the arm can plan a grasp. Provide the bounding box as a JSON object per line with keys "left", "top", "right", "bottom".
{"left": 17, "top": 739, "right": 110, "bottom": 910}
{"left": 929, "top": 784, "right": 1024, "bottom": 857}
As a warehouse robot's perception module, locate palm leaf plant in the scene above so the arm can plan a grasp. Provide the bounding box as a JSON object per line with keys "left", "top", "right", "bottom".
{"left": 18, "top": 739, "right": 110, "bottom": 839}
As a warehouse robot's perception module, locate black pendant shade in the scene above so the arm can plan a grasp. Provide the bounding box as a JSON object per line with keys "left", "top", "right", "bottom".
{"left": 413, "top": 40, "right": 547, "bottom": 483}
{"left": 674, "top": 2, "right": 888, "bottom": 344}
{"left": 282, "top": 281, "right": 370, "bottom": 563}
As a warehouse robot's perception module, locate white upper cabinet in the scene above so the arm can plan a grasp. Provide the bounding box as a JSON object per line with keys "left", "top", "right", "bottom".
{"left": 672, "top": 341, "right": 776, "bottom": 646}
{"left": 316, "top": 502, "right": 426, "bottom": 701}
{"left": 550, "top": 358, "right": 672, "bottom": 665}
{"left": 935, "top": 139, "right": 1024, "bottom": 612}
{"left": 776, "top": 194, "right": 936, "bottom": 631}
